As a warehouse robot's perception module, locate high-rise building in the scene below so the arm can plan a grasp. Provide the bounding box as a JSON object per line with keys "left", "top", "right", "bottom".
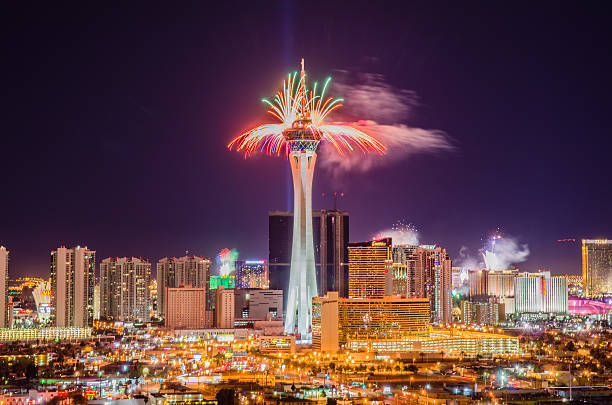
{"left": 582, "top": 239, "right": 612, "bottom": 297}
{"left": 468, "top": 269, "right": 488, "bottom": 297}
{"left": 312, "top": 294, "right": 430, "bottom": 351}
{"left": 235, "top": 260, "right": 268, "bottom": 289}
{"left": 389, "top": 243, "right": 452, "bottom": 323}
{"left": 311, "top": 292, "right": 339, "bottom": 352}
{"left": 215, "top": 286, "right": 235, "bottom": 328}
{"left": 50, "top": 246, "right": 95, "bottom": 327}
{"left": 418, "top": 245, "right": 453, "bottom": 324}
{"left": 515, "top": 272, "right": 568, "bottom": 313}
{"left": 165, "top": 287, "right": 207, "bottom": 330}
{"left": 317, "top": 210, "right": 350, "bottom": 297}
{"left": 269, "top": 209, "right": 350, "bottom": 301}
{"left": 93, "top": 284, "right": 100, "bottom": 321}
{"left": 0, "top": 247, "right": 8, "bottom": 328}
{"left": 157, "top": 256, "right": 211, "bottom": 317}
{"left": 487, "top": 269, "right": 517, "bottom": 298}
{"left": 348, "top": 239, "right": 392, "bottom": 299}
{"left": 461, "top": 300, "right": 505, "bottom": 325}
{"left": 100, "top": 257, "right": 151, "bottom": 322}
{"left": 391, "top": 245, "right": 421, "bottom": 297}
{"left": 234, "top": 289, "right": 283, "bottom": 319}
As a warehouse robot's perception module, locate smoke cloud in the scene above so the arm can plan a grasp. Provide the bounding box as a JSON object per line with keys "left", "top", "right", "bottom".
{"left": 482, "top": 236, "right": 530, "bottom": 270}
{"left": 319, "top": 71, "right": 454, "bottom": 175}
{"left": 456, "top": 246, "right": 480, "bottom": 271}
{"left": 372, "top": 221, "right": 420, "bottom": 245}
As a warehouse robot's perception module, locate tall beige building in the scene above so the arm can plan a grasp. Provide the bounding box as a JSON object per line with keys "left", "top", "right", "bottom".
{"left": 157, "top": 256, "right": 211, "bottom": 317}
{"left": 165, "top": 287, "right": 207, "bottom": 329}
{"left": 100, "top": 257, "right": 151, "bottom": 322}
{"left": 216, "top": 286, "right": 235, "bottom": 328}
{"left": 51, "top": 246, "right": 95, "bottom": 327}
{"left": 312, "top": 292, "right": 339, "bottom": 352}
{"left": 487, "top": 269, "right": 517, "bottom": 297}
{"left": 348, "top": 239, "right": 392, "bottom": 299}
{"left": 0, "top": 247, "right": 8, "bottom": 328}
{"left": 582, "top": 239, "right": 612, "bottom": 296}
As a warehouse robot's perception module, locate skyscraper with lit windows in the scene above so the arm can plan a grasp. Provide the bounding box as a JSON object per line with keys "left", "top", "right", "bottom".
{"left": 348, "top": 238, "right": 392, "bottom": 299}
{"left": 157, "top": 255, "right": 211, "bottom": 317}
{"left": 100, "top": 257, "right": 151, "bottom": 322}
{"left": 582, "top": 239, "right": 612, "bottom": 296}
{"left": 0, "top": 246, "right": 8, "bottom": 328}
{"left": 51, "top": 246, "right": 95, "bottom": 327}
{"left": 235, "top": 260, "right": 268, "bottom": 289}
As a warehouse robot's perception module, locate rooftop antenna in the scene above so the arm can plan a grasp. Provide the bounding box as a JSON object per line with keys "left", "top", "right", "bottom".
{"left": 321, "top": 191, "right": 344, "bottom": 210}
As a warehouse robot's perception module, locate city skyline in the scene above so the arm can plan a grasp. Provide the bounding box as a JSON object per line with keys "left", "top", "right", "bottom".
{"left": 3, "top": 2, "right": 612, "bottom": 278}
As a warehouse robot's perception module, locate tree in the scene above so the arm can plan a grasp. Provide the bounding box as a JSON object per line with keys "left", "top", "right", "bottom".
{"left": 216, "top": 389, "right": 236, "bottom": 405}
{"left": 407, "top": 364, "right": 418, "bottom": 373}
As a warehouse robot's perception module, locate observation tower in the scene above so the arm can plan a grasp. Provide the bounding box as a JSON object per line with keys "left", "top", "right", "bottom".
{"left": 283, "top": 59, "right": 320, "bottom": 340}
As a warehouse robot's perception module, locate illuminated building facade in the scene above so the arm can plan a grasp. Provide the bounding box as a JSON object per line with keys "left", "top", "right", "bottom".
{"left": 417, "top": 245, "right": 453, "bottom": 324}
{"left": 165, "top": 287, "right": 207, "bottom": 330}
{"left": 51, "top": 246, "right": 95, "bottom": 327}
{"left": 210, "top": 275, "right": 235, "bottom": 290}
{"left": 235, "top": 260, "right": 268, "bottom": 289}
{"left": 348, "top": 239, "right": 392, "bottom": 299}
{"left": 388, "top": 243, "right": 452, "bottom": 324}
{"left": 487, "top": 269, "right": 517, "bottom": 298}
{"left": 312, "top": 293, "right": 430, "bottom": 350}
{"left": 311, "top": 292, "right": 339, "bottom": 352}
{"left": 234, "top": 289, "right": 282, "bottom": 319}
{"left": 258, "top": 335, "right": 296, "bottom": 353}
{"left": 346, "top": 329, "right": 519, "bottom": 357}
{"left": 468, "top": 269, "right": 488, "bottom": 297}
{"left": 100, "top": 257, "right": 151, "bottom": 322}
{"left": 157, "top": 256, "right": 211, "bottom": 317}
{"left": 215, "top": 286, "right": 235, "bottom": 329}
{"left": 461, "top": 300, "right": 505, "bottom": 325}
{"left": 0, "top": 327, "right": 92, "bottom": 342}
{"left": 515, "top": 272, "right": 568, "bottom": 313}
{"left": 582, "top": 239, "right": 612, "bottom": 296}
{"left": 0, "top": 247, "right": 8, "bottom": 328}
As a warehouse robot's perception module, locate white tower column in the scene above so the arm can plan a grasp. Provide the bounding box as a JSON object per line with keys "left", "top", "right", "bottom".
{"left": 284, "top": 149, "right": 319, "bottom": 339}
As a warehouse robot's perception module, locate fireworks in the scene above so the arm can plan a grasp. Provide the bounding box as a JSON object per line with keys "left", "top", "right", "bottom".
{"left": 228, "top": 60, "right": 386, "bottom": 157}
{"left": 373, "top": 220, "right": 420, "bottom": 245}
{"left": 481, "top": 229, "right": 529, "bottom": 270}
{"left": 216, "top": 248, "right": 239, "bottom": 277}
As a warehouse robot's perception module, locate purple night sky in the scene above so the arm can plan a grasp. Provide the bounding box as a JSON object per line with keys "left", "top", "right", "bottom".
{"left": 2, "top": 2, "right": 611, "bottom": 278}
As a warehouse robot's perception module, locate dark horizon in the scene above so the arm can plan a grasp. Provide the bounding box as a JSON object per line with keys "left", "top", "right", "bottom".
{"left": 3, "top": 2, "right": 611, "bottom": 279}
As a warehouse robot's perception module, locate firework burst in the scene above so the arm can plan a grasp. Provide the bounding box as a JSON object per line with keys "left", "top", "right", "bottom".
{"left": 373, "top": 220, "right": 420, "bottom": 245}
{"left": 228, "top": 63, "right": 386, "bottom": 157}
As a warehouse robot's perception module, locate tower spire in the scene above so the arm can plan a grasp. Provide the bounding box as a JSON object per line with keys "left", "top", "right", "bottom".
{"left": 299, "top": 58, "right": 308, "bottom": 116}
